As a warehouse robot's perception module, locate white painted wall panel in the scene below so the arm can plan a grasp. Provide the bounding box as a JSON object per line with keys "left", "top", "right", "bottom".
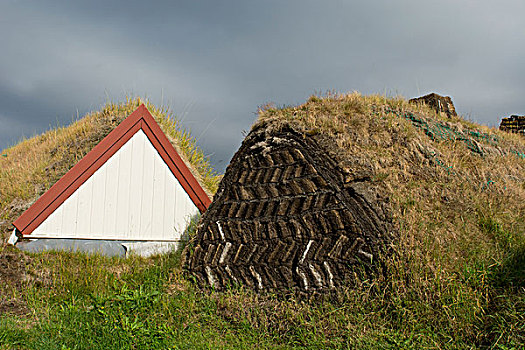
{"left": 162, "top": 165, "right": 176, "bottom": 240}
{"left": 90, "top": 165, "right": 106, "bottom": 238}
{"left": 103, "top": 152, "right": 120, "bottom": 234}
{"left": 140, "top": 138, "right": 155, "bottom": 237}
{"left": 128, "top": 133, "right": 144, "bottom": 238}
{"left": 151, "top": 152, "right": 166, "bottom": 238}
{"left": 115, "top": 140, "right": 132, "bottom": 236}
{"left": 61, "top": 191, "right": 79, "bottom": 234}
{"left": 52, "top": 205, "right": 64, "bottom": 237}
{"left": 76, "top": 178, "right": 93, "bottom": 237}
{"left": 31, "top": 130, "right": 200, "bottom": 241}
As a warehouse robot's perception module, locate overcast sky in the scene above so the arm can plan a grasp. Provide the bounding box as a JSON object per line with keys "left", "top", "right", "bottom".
{"left": 1, "top": 0, "right": 524, "bottom": 171}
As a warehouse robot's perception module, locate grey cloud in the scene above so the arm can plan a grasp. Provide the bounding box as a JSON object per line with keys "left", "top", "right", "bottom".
{"left": 1, "top": 0, "right": 524, "bottom": 171}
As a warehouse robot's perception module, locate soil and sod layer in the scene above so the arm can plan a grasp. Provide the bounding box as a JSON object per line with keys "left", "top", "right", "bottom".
{"left": 185, "top": 93, "right": 525, "bottom": 294}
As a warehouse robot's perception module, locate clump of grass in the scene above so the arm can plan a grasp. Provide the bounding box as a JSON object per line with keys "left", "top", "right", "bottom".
{"left": 0, "top": 98, "right": 220, "bottom": 240}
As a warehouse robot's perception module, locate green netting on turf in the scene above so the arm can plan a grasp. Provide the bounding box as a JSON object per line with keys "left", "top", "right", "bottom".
{"left": 381, "top": 108, "right": 525, "bottom": 159}
{"left": 369, "top": 107, "right": 525, "bottom": 187}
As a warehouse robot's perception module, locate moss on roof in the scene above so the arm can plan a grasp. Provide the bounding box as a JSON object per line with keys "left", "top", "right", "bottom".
{"left": 0, "top": 98, "right": 220, "bottom": 239}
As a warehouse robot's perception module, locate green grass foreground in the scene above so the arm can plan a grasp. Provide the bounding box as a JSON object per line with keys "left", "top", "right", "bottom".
{"left": 0, "top": 231, "right": 523, "bottom": 350}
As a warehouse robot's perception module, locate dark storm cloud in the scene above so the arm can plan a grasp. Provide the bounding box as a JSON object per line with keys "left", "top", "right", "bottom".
{"left": 1, "top": 0, "right": 524, "bottom": 169}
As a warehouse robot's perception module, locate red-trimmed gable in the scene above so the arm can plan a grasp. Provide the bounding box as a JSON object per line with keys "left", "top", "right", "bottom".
{"left": 14, "top": 104, "right": 211, "bottom": 236}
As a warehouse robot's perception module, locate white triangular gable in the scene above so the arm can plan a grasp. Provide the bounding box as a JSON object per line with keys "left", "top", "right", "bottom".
{"left": 31, "top": 130, "right": 199, "bottom": 241}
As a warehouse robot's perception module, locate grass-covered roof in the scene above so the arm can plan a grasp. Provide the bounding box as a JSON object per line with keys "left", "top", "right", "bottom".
{"left": 254, "top": 93, "right": 524, "bottom": 282}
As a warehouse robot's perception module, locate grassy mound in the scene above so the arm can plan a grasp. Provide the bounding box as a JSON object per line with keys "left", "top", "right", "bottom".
{"left": 0, "top": 93, "right": 524, "bottom": 348}
{"left": 251, "top": 92, "right": 525, "bottom": 344}
{"left": 187, "top": 92, "right": 524, "bottom": 296}
{"left": 254, "top": 93, "right": 524, "bottom": 289}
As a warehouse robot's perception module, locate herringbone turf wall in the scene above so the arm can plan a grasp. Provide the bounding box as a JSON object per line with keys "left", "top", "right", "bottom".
{"left": 185, "top": 125, "right": 392, "bottom": 293}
